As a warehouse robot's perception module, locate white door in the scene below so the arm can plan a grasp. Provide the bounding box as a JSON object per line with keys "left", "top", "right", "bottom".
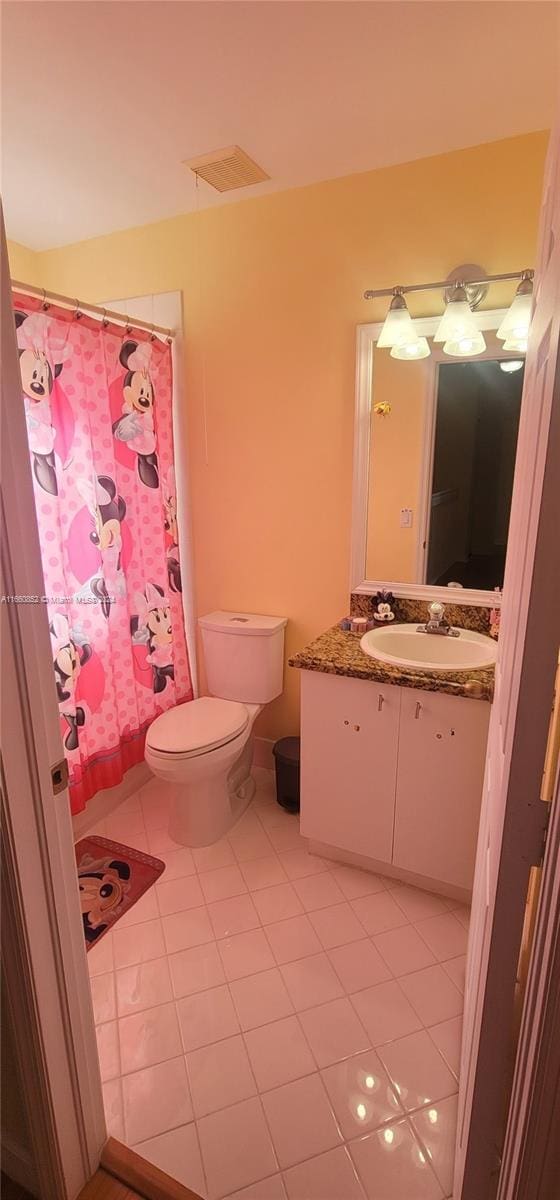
{"left": 454, "top": 126, "right": 560, "bottom": 1199}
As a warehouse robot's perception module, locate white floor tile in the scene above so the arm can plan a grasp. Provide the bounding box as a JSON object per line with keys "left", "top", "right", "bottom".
{"left": 116, "top": 956, "right": 173, "bottom": 1017}
{"left": 350, "top": 980, "right": 422, "bottom": 1047}
{"left": 192, "top": 839, "right": 236, "bottom": 873}
{"left": 377, "top": 1031, "right": 458, "bottom": 1112}
{"left": 102, "top": 1078, "right": 124, "bottom": 1141}
{"left": 349, "top": 1117, "right": 445, "bottom": 1199}
{"left": 122, "top": 1055, "right": 193, "bottom": 1144}
{"left": 428, "top": 1016, "right": 463, "bottom": 1080}
{"left": 177, "top": 984, "right": 240, "bottom": 1051}
{"left": 252, "top": 883, "right": 304, "bottom": 925}
{"left": 389, "top": 884, "right": 450, "bottom": 923}
{"left": 96, "top": 1020, "right": 120, "bottom": 1083}
{"left": 327, "top": 940, "right": 391, "bottom": 994}
{"left": 134, "top": 1123, "right": 206, "bottom": 1197}
{"left": 277, "top": 849, "right": 329, "bottom": 881}
{"left": 280, "top": 953, "right": 344, "bottom": 1011}
{"left": 156, "top": 873, "right": 205, "bottom": 916}
{"left": 208, "top": 893, "right": 260, "bottom": 939}
{"left": 292, "top": 873, "right": 345, "bottom": 912}
{"left": 230, "top": 829, "right": 275, "bottom": 863}
{"left": 265, "top": 914, "right": 322, "bottom": 965}
{"left": 224, "top": 1175, "right": 286, "bottom": 1200}
{"left": 262, "top": 1073, "right": 342, "bottom": 1169}
{"left": 399, "top": 964, "right": 463, "bottom": 1027}
{"left": 199, "top": 864, "right": 249, "bottom": 904}
{"left": 198, "top": 1096, "right": 277, "bottom": 1200}
{"left": 218, "top": 928, "right": 276, "bottom": 981}
{"left": 240, "top": 855, "right": 288, "bottom": 891}
{"left": 441, "top": 954, "right": 466, "bottom": 994}
{"left": 373, "top": 925, "right": 437, "bottom": 978}
{"left": 321, "top": 1049, "right": 403, "bottom": 1140}
{"left": 299, "top": 998, "right": 370, "bottom": 1067}
{"left": 309, "top": 902, "right": 367, "bottom": 950}
{"left": 118, "top": 1001, "right": 182, "bottom": 1074}
{"left": 415, "top": 913, "right": 468, "bottom": 962}
{"left": 330, "top": 866, "right": 386, "bottom": 901}
{"left": 162, "top": 906, "right": 215, "bottom": 954}
{"left": 113, "top": 918, "right": 166, "bottom": 969}
{"left": 351, "top": 892, "right": 409, "bottom": 937}
{"left": 284, "top": 1145, "right": 366, "bottom": 1200}
{"left": 117, "top": 887, "right": 159, "bottom": 929}
{"left": 87, "top": 933, "right": 114, "bottom": 976}
{"left": 158, "top": 846, "right": 197, "bottom": 881}
{"left": 245, "top": 1015, "right": 316, "bottom": 1090}
{"left": 229, "top": 967, "right": 294, "bottom": 1031}
{"left": 169, "top": 940, "right": 226, "bottom": 999}
{"left": 187, "top": 1034, "right": 257, "bottom": 1117}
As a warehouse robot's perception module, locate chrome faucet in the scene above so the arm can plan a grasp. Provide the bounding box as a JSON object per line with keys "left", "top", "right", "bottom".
{"left": 418, "top": 602, "right": 460, "bottom": 637}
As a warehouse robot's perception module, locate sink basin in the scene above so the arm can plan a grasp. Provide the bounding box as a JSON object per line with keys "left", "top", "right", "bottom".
{"left": 360, "top": 623, "right": 497, "bottom": 672}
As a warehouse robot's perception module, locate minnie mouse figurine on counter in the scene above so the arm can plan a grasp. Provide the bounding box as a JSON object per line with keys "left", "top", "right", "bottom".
{"left": 373, "top": 590, "right": 396, "bottom": 623}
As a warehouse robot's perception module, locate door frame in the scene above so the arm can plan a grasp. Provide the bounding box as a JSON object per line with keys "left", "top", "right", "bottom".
{"left": 1, "top": 216, "right": 106, "bottom": 1198}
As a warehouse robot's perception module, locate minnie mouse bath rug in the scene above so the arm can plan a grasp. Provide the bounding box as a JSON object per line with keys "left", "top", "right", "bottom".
{"left": 75, "top": 836, "right": 165, "bottom": 950}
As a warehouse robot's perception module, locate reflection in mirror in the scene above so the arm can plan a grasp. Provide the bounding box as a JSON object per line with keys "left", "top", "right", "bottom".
{"left": 366, "top": 333, "right": 523, "bottom": 592}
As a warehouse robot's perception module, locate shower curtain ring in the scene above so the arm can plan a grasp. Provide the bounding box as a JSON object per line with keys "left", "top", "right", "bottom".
{"left": 101, "top": 308, "right": 109, "bottom": 329}
{"left": 74, "top": 298, "right": 83, "bottom": 321}
{"left": 150, "top": 323, "right": 156, "bottom": 341}
{"left": 41, "top": 289, "right": 50, "bottom": 312}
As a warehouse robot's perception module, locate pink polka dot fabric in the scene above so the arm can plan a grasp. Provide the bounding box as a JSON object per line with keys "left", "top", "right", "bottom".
{"left": 14, "top": 296, "right": 193, "bottom": 815}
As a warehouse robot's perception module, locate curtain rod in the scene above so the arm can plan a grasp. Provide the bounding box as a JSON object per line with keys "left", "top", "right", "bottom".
{"left": 11, "top": 279, "right": 175, "bottom": 340}
{"left": 364, "top": 268, "right": 534, "bottom": 301}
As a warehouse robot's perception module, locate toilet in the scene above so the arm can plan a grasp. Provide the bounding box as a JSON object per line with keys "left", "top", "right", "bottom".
{"left": 145, "top": 611, "right": 288, "bottom": 846}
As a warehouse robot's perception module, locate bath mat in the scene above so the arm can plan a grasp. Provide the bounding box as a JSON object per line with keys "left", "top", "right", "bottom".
{"left": 75, "top": 835, "right": 165, "bottom": 950}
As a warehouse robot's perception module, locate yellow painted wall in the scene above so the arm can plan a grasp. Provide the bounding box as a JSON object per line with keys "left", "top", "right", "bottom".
{"left": 7, "top": 132, "right": 548, "bottom": 738}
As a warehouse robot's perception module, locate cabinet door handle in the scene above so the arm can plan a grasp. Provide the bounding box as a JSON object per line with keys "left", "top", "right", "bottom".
{"left": 378, "top": 694, "right": 385, "bottom": 712}
{"left": 415, "top": 701, "right": 422, "bottom": 720}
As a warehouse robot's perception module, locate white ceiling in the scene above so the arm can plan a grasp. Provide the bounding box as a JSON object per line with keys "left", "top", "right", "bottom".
{"left": 2, "top": 0, "right": 557, "bottom": 251}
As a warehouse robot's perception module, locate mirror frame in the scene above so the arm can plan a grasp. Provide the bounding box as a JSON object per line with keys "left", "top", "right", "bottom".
{"left": 350, "top": 307, "right": 524, "bottom": 607}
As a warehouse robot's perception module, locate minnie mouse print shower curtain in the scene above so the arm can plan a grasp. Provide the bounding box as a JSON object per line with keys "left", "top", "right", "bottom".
{"left": 14, "top": 295, "right": 193, "bottom": 814}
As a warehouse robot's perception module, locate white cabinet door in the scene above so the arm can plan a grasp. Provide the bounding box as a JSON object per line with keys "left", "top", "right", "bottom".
{"left": 393, "top": 687, "right": 490, "bottom": 890}
{"left": 300, "top": 670, "right": 400, "bottom": 863}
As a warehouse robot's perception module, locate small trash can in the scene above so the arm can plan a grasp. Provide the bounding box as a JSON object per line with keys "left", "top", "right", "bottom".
{"left": 272, "top": 736, "right": 300, "bottom": 813}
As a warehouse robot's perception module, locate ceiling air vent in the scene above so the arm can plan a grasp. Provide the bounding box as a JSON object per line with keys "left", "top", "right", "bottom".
{"left": 184, "top": 146, "right": 269, "bottom": 193}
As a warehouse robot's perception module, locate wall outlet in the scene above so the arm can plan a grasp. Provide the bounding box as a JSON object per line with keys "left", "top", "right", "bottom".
{"left": 400, "top": 508, "right": 413, "bottom": 528}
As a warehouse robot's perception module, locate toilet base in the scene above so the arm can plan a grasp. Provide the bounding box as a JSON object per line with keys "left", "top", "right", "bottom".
{"left": 167, "top": 734, "right": 255, "bottom": 848}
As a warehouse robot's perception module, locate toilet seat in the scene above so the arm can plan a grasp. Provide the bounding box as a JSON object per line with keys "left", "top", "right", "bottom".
{"left": 146, "top": 697, "right": 249, "bottom": 759}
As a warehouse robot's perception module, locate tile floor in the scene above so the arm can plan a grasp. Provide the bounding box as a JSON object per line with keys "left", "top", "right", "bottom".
{"left": 87, "top": 768, "right": 468, "bottom": 1200}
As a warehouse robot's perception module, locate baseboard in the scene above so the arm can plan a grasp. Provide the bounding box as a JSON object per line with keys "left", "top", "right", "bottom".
{"left": 72, "top": 761, "right": 151, "bottom": 839}
{"left": 253, "top": 736, "right": 275, "bottom": 769}
{"left": 101, "top": 1136, "right": 202, "bottom": 1200}
{"left": 308, "top": 839, "right": 471, "bottom": 905}
{"left": 0, "top": 1134, "right": 38, "bottom": 1196}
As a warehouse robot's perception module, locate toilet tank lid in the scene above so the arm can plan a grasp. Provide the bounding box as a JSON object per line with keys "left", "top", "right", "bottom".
{"left": 199, "top": 611, "right": 288, "bottom": 637}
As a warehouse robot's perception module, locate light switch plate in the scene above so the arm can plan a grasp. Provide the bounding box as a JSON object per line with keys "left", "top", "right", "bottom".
{"left": 400, "top": 508, "right": 413, "bottom": 528}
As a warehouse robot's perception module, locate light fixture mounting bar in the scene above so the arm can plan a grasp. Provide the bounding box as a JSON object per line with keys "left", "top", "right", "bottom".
{"left": 364, "top": 268, "right": 533, "bottom": 301}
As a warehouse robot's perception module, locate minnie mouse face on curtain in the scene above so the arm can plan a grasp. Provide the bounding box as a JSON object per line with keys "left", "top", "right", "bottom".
{"left": 130, "top": 581, "right": 174, "bottom": 694}
{"left": 15, "top": 310, "right": 71, "bottom": 496}
{"left": 72, "top": 474, "right": 130, "bottom": 617}
{"left": 111, "top": 339, "right": 159, "bottom": 488}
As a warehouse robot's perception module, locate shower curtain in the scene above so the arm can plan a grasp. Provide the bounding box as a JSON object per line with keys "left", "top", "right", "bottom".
{"left": 14, "top": 294, "right": 193, "bottom": 814}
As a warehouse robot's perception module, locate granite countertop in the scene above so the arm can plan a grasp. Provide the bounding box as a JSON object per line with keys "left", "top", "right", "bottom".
{"left": 289, "top": 625, "right": 494, "bottom": 702}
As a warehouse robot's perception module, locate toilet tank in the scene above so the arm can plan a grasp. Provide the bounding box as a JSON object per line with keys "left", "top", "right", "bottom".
{"left": 199, "top": 611, "right": 288, "bottom": 704}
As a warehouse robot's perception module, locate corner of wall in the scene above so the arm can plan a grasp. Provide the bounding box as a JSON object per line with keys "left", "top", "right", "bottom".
{"left": 7, "top": 240, "right": 43, "bottom": 288}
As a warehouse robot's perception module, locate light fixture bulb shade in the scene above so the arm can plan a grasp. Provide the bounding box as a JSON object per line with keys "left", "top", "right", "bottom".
{"left": 443, "top": 331, "right": 487, "bottom": 357}
{"left": 377, "top": 294, "right": 417, "bottom": 348}
{"left": 434, "top": 287, "right": 480, "bottom": 344}
{"left": 496, "top": 289, "right": 533, "bottom": 341}
{"left": 503, "top": 334, "right": 528, "bottom": 353}
{"left": 390, "top": 336, "right": 431, "bottom": 361}
{"left": 500, "top": 360, "right": 524, "bottom": 374}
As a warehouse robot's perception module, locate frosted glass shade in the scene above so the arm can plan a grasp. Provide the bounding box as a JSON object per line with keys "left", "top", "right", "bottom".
{"left": 443, "top": 331, "right": 487, "bottom": 357}
{"left": 377, "top": 294, "right": 417, "bottom": 348}
{"left": 390, "top": 336, "right": 431, "bottom": 360}
{"left": 497, "top": 289, "right": 532, "bottom": 342}
{"left": 503, "top": 334, "right": 528, "bottom": 353}
{"left": 434, "top": 286, "right": 480, "bottom": 344}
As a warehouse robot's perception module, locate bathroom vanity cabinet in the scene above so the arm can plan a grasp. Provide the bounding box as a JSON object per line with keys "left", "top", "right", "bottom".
{"left": 300, "top": 670, "right": 490, "bottom": 896}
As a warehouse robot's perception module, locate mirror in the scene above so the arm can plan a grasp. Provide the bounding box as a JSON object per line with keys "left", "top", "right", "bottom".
{"left": 353, "top": 313, "right": 524, "bottom": 602}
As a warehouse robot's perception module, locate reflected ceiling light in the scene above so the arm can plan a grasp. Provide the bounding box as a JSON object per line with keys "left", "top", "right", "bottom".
{"left": 377, "top": 290, "right": 416, "bottom": 348}
{"left": 443, "top": 331, "right": 487, "bottom": 357}
{"left": 500, "top": 359, "right": 524, "bottom": 374}
{"left": 390, "top": 335, "right": 431, "bottom": 361}
{"left": 434, "top": 284, "right": 480, "bottom": 345}
{"left": 497, "top": 272, "right": 533, "bottom": 343}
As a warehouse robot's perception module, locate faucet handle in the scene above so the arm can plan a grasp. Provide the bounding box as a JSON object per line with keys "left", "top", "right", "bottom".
{"left": 428, "top": 601, "right": 445, "bottom": 621}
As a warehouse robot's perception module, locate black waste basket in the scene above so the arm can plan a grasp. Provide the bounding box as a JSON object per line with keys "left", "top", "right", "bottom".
{"left": 272, "top": 736, "right": 300, "bottom": 813}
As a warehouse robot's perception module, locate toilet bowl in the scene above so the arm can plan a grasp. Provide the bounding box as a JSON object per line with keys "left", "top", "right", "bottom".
{"left": 145, "top": 611, "right": 287, "bottom": 847}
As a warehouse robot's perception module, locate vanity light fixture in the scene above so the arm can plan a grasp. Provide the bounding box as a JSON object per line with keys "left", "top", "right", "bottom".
{"left": 365, "top": 267, "right": 534, "bottom": 362}
{"left": 496, "top": 271, "right": 533, "bottom": 345}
